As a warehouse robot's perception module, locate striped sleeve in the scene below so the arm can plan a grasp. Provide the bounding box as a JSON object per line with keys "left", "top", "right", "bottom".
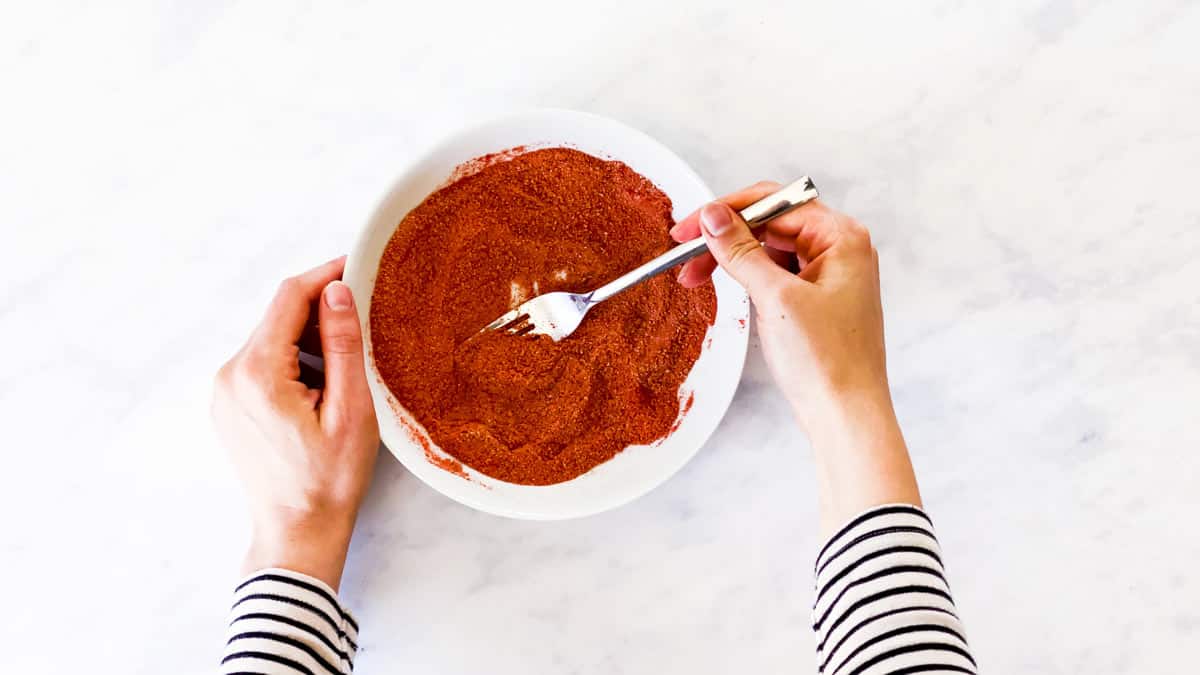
{"left": 812, "top": 504, "right": 974, "bottom": 675}
{"left": 221, "top": 568, "right": 359, "bottom": 674}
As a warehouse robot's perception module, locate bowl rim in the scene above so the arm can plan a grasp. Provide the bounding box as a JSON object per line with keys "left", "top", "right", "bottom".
{"left": 345, "top": 107, "right": 749, "bottom": 519}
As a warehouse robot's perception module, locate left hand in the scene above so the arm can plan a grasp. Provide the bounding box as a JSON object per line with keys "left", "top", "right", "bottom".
{"left": 212, "top": 256, "right": 379, "bottom": 589}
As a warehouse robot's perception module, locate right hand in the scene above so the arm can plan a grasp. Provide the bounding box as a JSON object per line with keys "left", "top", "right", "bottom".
{"left": 671, "top": 182, "right": 890, "bottom": 431}
{"left": 671, "top": 183, "right": 919, "bottom": 530}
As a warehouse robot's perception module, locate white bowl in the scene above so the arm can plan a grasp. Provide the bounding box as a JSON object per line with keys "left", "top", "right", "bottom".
{"left": 345, "top": 109, "right": 749, "bottom": 519}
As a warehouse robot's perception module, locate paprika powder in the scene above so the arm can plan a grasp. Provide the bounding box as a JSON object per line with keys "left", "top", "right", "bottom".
{"left": 370, "top": 147, "right": 716, "bottom": 485}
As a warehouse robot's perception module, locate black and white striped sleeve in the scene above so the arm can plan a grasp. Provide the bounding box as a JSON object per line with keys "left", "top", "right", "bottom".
{"left": 812, "top": 504, "right": 974, "bottom": 675}
{"left": 222, "top": 568, "right": 359, "bottom": 674}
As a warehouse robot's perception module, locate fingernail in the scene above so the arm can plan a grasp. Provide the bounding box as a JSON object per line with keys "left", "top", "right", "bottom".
{"left": 700, "top": 202, "right": 733, "bottom": 236}
{"left": 676, "top": 266, "right": 687, "bottom": 282}
{"left": 324, "top": 281, "right": 353, "bottom": 310}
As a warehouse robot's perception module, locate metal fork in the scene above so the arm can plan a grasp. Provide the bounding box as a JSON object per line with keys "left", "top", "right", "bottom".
{"left": 481, "top": 177, "right": 820, "bottom": 341}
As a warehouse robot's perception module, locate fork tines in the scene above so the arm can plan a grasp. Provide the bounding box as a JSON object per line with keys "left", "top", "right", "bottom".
{"left": 483, "top": 308, "right": 533, "bottom": 336}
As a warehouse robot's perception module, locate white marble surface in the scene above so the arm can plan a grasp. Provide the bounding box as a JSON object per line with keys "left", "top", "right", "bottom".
{"left": 3, "top": 1, "right": 1198, "bottom": 672}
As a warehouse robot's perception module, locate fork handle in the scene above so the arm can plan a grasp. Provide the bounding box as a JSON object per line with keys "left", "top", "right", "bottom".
{"left": 589, "top": 176, "right": 820, "bottom": 304}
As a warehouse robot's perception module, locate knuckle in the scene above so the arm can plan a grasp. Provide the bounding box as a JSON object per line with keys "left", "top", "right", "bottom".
{"left": 755, "top": 179, "right": 783, "bottom": 192}
{"left": 214, "top": 355, "right": 270, "bottom": 408}
{"left": 323, "top": 332, "right": 363, "bottom": 356}
{"left": 211, "top": 363, "right": 234, "bottom": 413}
{"left": 725, "top": 238, "right": 762, "bottom": 267}
{"left": 214, "top": 360, "right": 234, "bottom": 390}
{"left": 843, "top": 220, "right": 873, "bottom": 252}
{"left": 856, "top": 225, "right": 873, "bottom": 247}
{"left": 231, "top": 355, "right": 266, "bottom": 392}
{"left": 276, "top": 276, "right": 301, "bottom": 297}
{"left": 325, "top": 414, "right": 356, "bottom": 438}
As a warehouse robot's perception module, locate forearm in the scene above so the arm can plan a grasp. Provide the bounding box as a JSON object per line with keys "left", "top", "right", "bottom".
{"left": 243, "top": 507, "right": 357, "bottom": 591}
{"left": 804, "top": 387, "right": 973, "bottom": 672}
{"left": 803, "top": 386, "right": 921, "bottom": 537}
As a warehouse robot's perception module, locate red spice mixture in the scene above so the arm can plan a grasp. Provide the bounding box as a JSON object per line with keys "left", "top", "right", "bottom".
{"left": 370, "top": 147, "right": 716, "bottom": 485}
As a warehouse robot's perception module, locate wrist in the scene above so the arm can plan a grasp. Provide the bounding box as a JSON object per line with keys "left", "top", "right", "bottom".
{"left": 244, "top": 506, "right": 357, "bottom": 591}
{"left": 794, "top": 380, "right": 897, "bottom": 440}
{"left": 793, "top": 384, "right": 922, "bottom": 535}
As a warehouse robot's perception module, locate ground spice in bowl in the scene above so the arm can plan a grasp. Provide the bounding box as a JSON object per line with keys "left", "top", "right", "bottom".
{"left": 369, "top": 147, "right": 716, "bottom": 485}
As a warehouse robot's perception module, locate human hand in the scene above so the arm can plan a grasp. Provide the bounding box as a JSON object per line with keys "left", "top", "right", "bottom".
{"left": 673, "top": 183, "right": 890, "bottom": 424}
{"left": 672, "top": 184, "right": 919, "bottom": 530}
{"left": 212, "top": 256, "right": 379, "bottom": 589}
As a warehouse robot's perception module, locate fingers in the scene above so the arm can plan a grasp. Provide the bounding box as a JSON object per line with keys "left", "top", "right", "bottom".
{"left": 765, "top": 246, "right": 796, "bottom": 271}
{"left": 696, "top": 201, "right": 792, "bottom": 297}
{"left": 678, "top": 181, "right": 873, "bottom": 283}
{"left": 676, "top": 253, "right": 717, "bottom": 288}
{"left": 672, "top": 181, "right": 783, "bottom": 287}
{"left": 670, "top": 181, "right": 782, "bottom": 243}
{"left": 317, "top": 280, "right": 372, "bottom": 433}
{"left": 677, "top": 232, "right": 794, "bottom": 287}
{"left": 759, "top": 200, "right": 869, "bottom": 266}
{"left": 254, "top": 256, "right": 347, "bottom": 349}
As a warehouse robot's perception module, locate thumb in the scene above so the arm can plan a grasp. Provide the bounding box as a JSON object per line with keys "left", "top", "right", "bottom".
{"left": 699, "top": 201, "right": 790, "bottom": 295}
{"left": 318, "top": 280, "right": 370, "bottom": 430}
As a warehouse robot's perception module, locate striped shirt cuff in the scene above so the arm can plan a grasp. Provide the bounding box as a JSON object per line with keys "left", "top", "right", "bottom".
{"left": 222, "top": 568, "right": 359, "bottom": 674}
{"left": 813, "top": 504, "right": 974, "bottom": 675}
